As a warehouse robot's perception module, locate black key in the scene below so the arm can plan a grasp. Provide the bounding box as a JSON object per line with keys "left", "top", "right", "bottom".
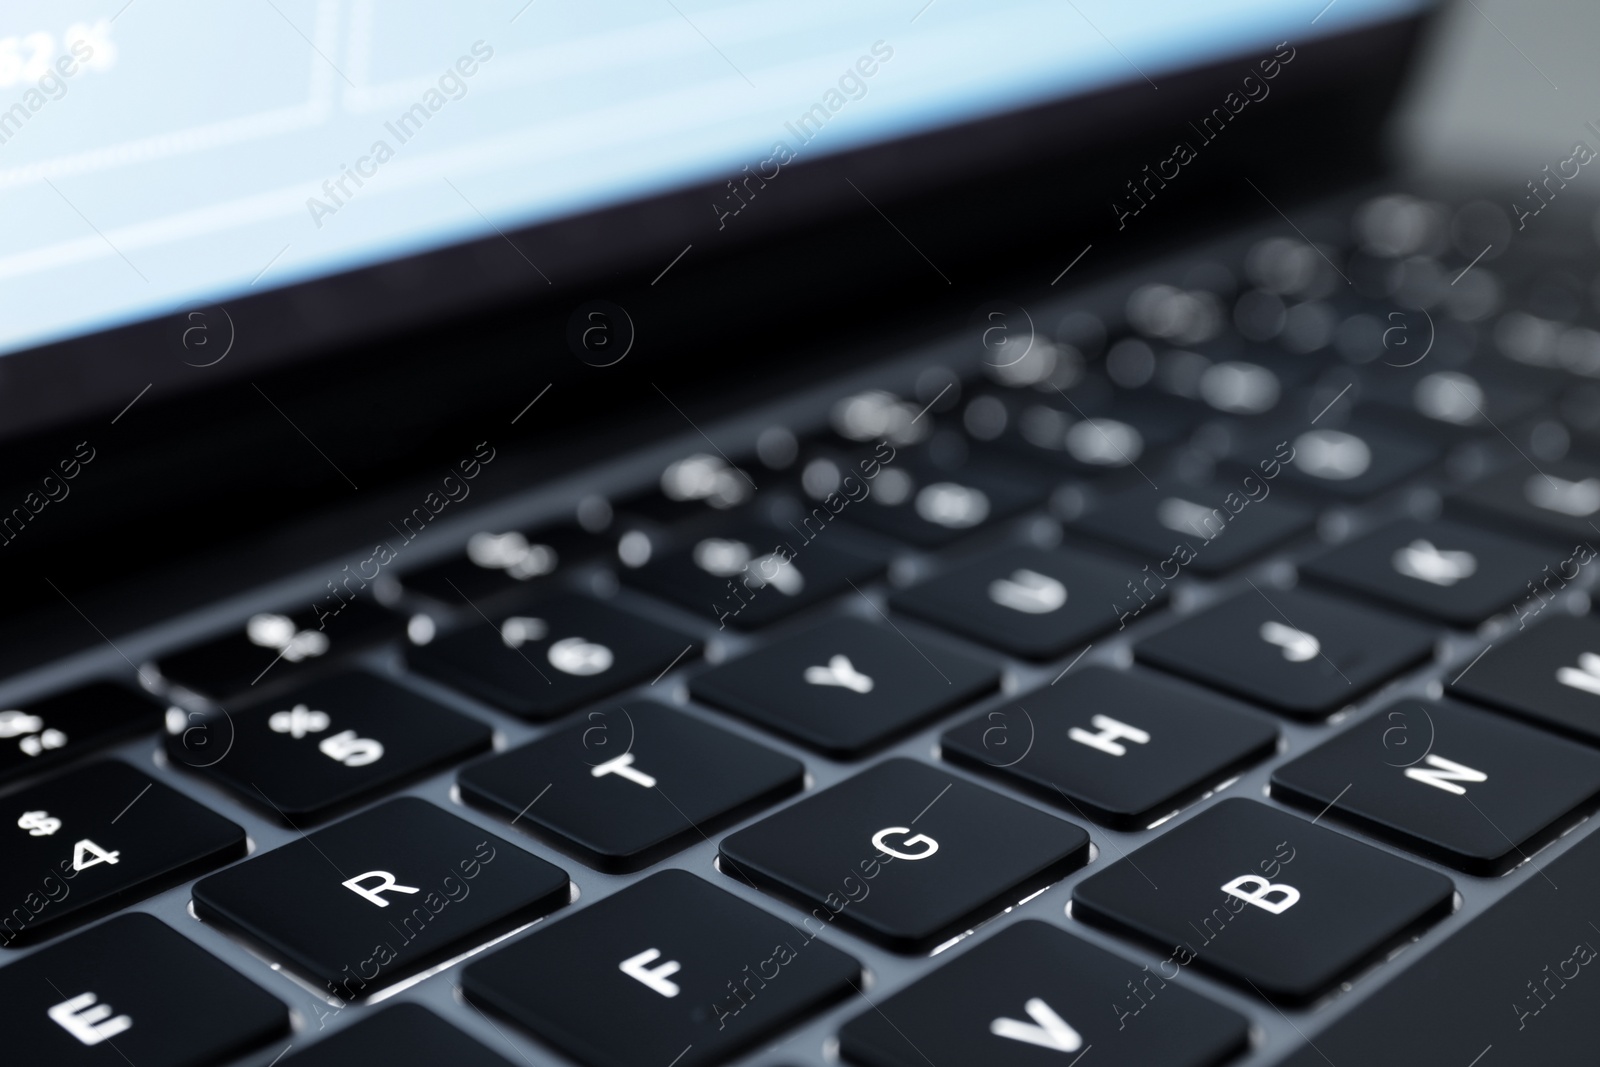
{"left": 838, "top": 919, "right": 1248, "bottom": 1067}
{"left": 1136, "top": 587, "right": 1436, "bottom": 718}
{"left": 942, "top": 667, "right": 1278, "bottom": 828}
{"left": 1450, "top": 614, "right": 1600, "bottom": 745}
{"left": 890, "top": 545, "right": 1162, "bottom": 659}
{"left": 1240, "top": 422, "right": 1438, "bottom": 499}
{"left": 402, "top": 524, "right": 598, "bottom": 604}
{"left": 283, "top": 1003, "right": 515, "bottom": 1067}
{"left": 617, "top": 452, "right": 759, "bottom": 525}
{"left": 0, "top": 761, "right": 245, "bottom": 946}
{"left": 409, "top": 593, "right": 696, "bottom": 720}
{"left": 990, "top": 391, "right": 1202, "bottom": 475}
{"left": 1451, "top": 458, "right": 1600, "bottom": 542}
{"left": 1071, "top": 480, "right": 1315, "bottom": 576}
{"left": 0, "top": 681, "right": 162, "bottom": 787}
{"left": 624, "top": 522, "right": 885, "bottom": 630}
{"left": 166, "top": 672, "right": 492, "bottom": 823}
{"left": 1302, "top": 518, "right": 1553, "bottom": 627}
{"left": 719, "top": 758, "right": 1089, "bottom": 951}
{"left": 1276, "top": 816, "right": 1600, "bottom": 1065}
{"left": 1072, "top": 798, "right": 1454, "bottom": 1004}
{"left": 460, "top": 702, "right": 803, "bottom": 871}
{"left": 156, "top": 597, "right": 409, "bottom": 699}
{"left": 830, "top": 447, "right": 1044, "bottom": 548}
{"left": 464, "top": 869, "right": 859, "bottom": 1067}
{"left": 690, "top": 618, "right": 997, "bottom": 757}
{"left": 1081, "top": 476, "right": 1318, "bottom": 566}
{"left": 0, "top": 913, "right": 287, "bottom": 1066}
{"left": 193, "top": 797, "right": 569, "bottom": 998}
{"left": 1271, "top": 699, "right": 1600, "bottom": 873}
{"left": 1361, "top": 363, "right": 1549, "bottom": 433}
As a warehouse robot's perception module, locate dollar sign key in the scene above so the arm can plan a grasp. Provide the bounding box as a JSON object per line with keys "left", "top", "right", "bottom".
{"left": 17, "top": 809, "right": 61, "bottom": 837}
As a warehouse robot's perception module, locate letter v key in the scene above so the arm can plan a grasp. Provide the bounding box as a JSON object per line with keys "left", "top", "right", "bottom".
{"left": 989, "top": 997, "right": 1083, "bottom": 1052}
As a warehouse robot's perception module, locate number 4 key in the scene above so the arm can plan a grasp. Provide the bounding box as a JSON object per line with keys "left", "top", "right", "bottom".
{"left": 0, "top": 762, "right": 245, "bottom": 946}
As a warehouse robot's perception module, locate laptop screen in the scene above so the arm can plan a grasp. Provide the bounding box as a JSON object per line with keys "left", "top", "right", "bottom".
{"left": 0, "top": 0, "right": 1424, "bottom": 357}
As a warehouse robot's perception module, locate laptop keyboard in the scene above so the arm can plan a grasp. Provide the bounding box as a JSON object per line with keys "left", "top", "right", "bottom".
{"left": 7, "top": 185, "right": 1600, "bottom": 1065}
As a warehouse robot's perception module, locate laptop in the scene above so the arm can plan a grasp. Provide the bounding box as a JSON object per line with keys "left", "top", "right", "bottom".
{"left": 1, "top": 0, "right": 1596, "bottom": 1063}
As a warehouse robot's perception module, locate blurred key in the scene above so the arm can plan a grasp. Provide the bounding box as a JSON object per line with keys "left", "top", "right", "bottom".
{"left": 1450, "top": 458, "right": 1600, "bottom": 543}
{"left": 1072, "top": 480, "right": 1314, "bottom": 576}
{"left": 823, "top": 445, "right": 1045, "bottom": 548}
{"left": 1136, "top": 587, "right": 1436, "bottom": 718}
{"left": 1302, "top": 519, "right": 1553, "bottom": 626}
{"left": 624, "top": 521, "right": 885, "bottom": 629}
{"left": 1449, "top": 614, "right": 1600, "bottom": 745}
{"left": 402, "top": 523, "right": 599, "bottom": 605}
{"left": 409, "top": 593, "right": 696, "bottom": 719}
{"left": 891, "top": 544, "right": 1162, "bottom": 659}
{"left": 0, "top": 681, "right": 163, "bottom": 787}
{"left": 989, "top": 391, "right": 1202, "bottom": 477}
{"left": 1235, "top": 421, "right": 1438, "bottom": 500}
{"left": 616, "top": 452, "right": 760, "bottom": 526}
{"left": 156, "top": 598, "right": 408, "bottom": 700}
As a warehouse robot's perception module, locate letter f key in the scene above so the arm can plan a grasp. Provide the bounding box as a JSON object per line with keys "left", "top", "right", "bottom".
{"left": 620, "top": 947, "right": 681, "bottom": 997}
